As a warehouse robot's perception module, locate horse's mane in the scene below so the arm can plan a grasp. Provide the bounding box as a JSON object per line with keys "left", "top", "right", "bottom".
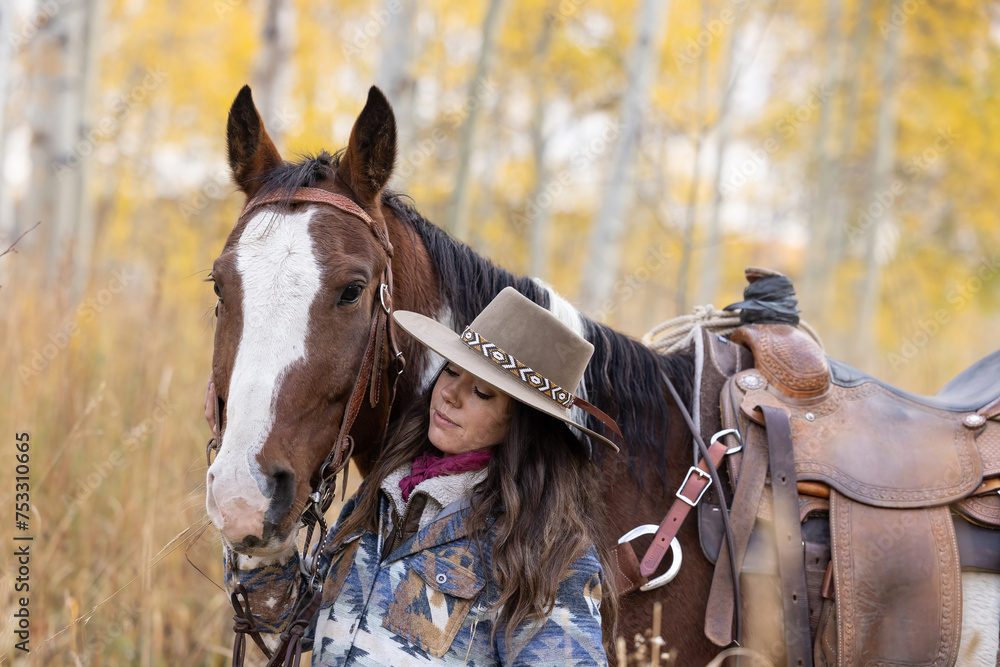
{"left": 382, "top": 194, "right": 694, "bottom": 481}
{"left": 245, "top": 151, "right": 694, "bottom": 481}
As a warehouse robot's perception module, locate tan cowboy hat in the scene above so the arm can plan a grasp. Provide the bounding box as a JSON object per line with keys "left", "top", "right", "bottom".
{"left": 392, "top": 287, "right": 623, "bottom": 451}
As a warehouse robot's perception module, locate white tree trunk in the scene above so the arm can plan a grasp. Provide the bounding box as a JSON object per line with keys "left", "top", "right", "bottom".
{"left": 676, "top": 0, "right": 710, "bottom": 315}
{"left": 253, "top": 0, "right": 296, "bottom": 145}
{"left": 799, "top": 0, "right": 842, "bottom": 319}
{"left": 856, "top": 0, "right": 901, "bottom": 369}
{"left": 0, "top": 5, "right": 13, "bottom": 237}
{"left": 71, "top": 0, "right": 104, "bottom": 293}
{"left": 22, "top": 0, "right": 88, "bottom": 285}
{"left": 445, "top": 0, "right": 507, "bottom": 240}
{"left": 828, "top": 0, "right": 874, "bottom": 263}
{"left": 377, "top": 0, "right": 418, "bottom": 191}
{"left": 582, "top": 0, "right": 671, "bottom": 313}
{"left": 527, "top": 14, "right": 554, "bottom": 279}
{"left": 695, "top": 0, "right": 745, "bottom": 307}
{"left": 471, "top": 103, "right": 501, "bottom": 253}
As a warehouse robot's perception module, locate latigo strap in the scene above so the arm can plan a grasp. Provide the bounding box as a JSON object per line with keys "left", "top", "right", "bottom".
{"left": 758, "top": 405, "right": 813, "bottom": 667}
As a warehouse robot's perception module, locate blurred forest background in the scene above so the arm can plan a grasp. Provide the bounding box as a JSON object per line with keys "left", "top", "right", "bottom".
{"left": 2, "top": 0, "right": 999, "bottom": 664}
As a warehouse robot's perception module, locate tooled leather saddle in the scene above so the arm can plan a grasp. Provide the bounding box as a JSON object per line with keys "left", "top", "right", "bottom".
{"left": 691, "top": 278, "right": 1000, "bottom": 666}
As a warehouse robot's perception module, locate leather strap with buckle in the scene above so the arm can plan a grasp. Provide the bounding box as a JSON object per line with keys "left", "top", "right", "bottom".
{"left": 639, "top": 429, "right": 737, "bottom": 578}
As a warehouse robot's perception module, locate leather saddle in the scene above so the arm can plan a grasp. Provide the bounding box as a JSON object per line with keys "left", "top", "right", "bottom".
{"left": 700, "top": 323, "right": 1000, "bottom": 667}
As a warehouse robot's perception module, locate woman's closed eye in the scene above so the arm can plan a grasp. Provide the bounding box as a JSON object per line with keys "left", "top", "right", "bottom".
{"left": 443, "top": 366, "right": 495, "bottom": 400}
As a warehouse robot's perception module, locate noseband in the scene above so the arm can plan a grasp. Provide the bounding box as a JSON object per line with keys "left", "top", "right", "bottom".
{"left": 222, "top": 186, "right": 405, "bottom": 667}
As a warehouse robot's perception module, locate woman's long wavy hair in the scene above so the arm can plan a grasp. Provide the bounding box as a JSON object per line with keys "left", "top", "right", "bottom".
{"left": 334, "top": 369, "right": 619, "bottom": 646}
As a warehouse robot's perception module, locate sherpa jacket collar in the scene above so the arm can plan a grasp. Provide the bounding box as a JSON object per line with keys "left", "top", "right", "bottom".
{"left": 381, "top": 463, "right": 486, "bottom": 526}
{"left": 379, "top": 464, "right": 490, "bottom": 564}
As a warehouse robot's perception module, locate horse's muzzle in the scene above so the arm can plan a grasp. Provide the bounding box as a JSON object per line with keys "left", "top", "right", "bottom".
{"left": 206, "top": 464, "right": 297, "bottom": 554}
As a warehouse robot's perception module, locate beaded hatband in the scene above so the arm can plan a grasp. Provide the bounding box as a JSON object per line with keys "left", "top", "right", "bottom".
{"left": 460, "top": 326, "right": 575, "bottom": 408}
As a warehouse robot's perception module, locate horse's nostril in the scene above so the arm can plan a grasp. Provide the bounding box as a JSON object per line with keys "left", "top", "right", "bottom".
{"left": 239, "top": 535, "right": 263, "bottom": 550}
{"left": 265, "top": 467, "right": 296, "bottom": 524}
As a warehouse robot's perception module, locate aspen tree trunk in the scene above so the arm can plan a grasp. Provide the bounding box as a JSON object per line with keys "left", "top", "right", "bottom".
{"left": 582, "top": 0, "right": 671, "bottom": 313}
{"left": 800, "top": 0, "right": 842, "bottom": 322}
{"left": 71, "top": 0, "right": 104, "bottom": 293}
{"left": 253, "top": 0, "right": 296, "bottom": 146}
{"left": 808, "top": 0, "right": 873, "bottom": 348}
{"left": 696, "top": 1, "right": 743, "bottom": 307}
{"left": 445, "top": 0, "right": 507, "bottom": 240}
{"left": 827, "top": 0, "right": 873, "bottom": 272}
{"left": 675, "top": 0, "right": 710, "bottom": 314}
{"left": 471, "top": 101, "right": 501, "bottom": 253}
{"left": 53, "top": 5, "right": 86, "bottom": 277}
{"left": 527, "top": 13, "right": 554, "bottom": 279}
{"left": 856, "top": 0, "right": 901, "bottom": 370}
{"left": 22, "top": 0, "right": 86, "bottom": 285}
{"left": 0, "top": 5, "right": 13, "bottom": 237}
{"left": 377, "top": 0, "right": 418, "bottom": 190}
{"left": 21, "top": 15, "right": 57, "bottom": 262}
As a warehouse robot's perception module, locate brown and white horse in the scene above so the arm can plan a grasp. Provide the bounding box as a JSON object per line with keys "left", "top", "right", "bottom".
{"left": 204, "top": 86, "right": 1000, "bottom": 664}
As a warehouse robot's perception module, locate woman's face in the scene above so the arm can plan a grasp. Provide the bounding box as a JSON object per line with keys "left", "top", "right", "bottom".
{"left": 428, "top": 364, "right": 512, "bottom": 455}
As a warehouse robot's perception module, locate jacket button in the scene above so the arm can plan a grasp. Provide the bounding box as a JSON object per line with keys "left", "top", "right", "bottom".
{"left": 436, "top": 573, "right": 447, "bottom": 584}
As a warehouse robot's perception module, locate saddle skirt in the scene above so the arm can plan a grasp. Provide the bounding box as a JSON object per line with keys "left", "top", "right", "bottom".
{"left": 708, "top": 323, "right": 1000, "bottom": 667}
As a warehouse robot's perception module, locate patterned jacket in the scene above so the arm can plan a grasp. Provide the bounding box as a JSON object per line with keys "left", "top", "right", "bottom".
{"left": 225, "top": 477, "right": 607, "bottom": 666}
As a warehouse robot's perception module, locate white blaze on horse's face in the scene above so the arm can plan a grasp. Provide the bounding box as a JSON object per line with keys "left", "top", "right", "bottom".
{"left": 206, "top": 208, "right": 322, "bottom": 553}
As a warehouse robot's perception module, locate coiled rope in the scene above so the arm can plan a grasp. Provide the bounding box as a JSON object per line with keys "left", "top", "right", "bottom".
{"left": 642, "top": 304, "right": 824, "bottom": 355}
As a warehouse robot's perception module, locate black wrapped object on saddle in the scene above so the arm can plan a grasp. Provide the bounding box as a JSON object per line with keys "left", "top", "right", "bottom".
{"left": 724, "top": 268, "right": 801, "bottom": 326}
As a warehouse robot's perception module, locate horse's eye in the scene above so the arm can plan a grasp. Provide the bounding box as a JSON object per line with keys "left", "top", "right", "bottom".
{"left": 339, "top": 283, "right": 364, "bottom": 305}
{"left": 213, "top": 282, "right": 223, "bottom": 302}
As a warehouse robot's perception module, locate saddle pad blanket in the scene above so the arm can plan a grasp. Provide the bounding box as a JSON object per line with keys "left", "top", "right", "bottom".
{"left": 830, "top": 491, "right": 962, "bottom": 666}
{"left": 738, "top": 374, "right": 982, "bottom": 508}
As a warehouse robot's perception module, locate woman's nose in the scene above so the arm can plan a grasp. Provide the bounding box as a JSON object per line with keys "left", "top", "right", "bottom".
{"left": 441, "top": 379, "right": 460, "bottom": 405}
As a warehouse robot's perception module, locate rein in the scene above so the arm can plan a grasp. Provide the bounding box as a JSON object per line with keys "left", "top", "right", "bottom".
{"left": 222, "top": 187, "right": 405, "bottom": 667}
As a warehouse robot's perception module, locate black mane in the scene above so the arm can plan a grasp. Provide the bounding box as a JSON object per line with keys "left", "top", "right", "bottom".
{"left": 381, "top": 196, "right": 551, "bottom": 319}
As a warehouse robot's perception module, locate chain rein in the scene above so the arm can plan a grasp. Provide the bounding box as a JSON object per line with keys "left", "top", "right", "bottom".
{"left": 221, "top": 187, "right": 404, "bottom": 667}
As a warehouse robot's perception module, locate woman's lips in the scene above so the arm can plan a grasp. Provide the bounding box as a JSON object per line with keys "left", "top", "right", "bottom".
{"left": 433, "top": 410, "right": 458, "bottom": 428}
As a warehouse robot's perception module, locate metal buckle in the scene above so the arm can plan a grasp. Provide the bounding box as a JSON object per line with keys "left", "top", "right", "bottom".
{"left": 616, "top": 524, "right": 683, "bottom": 591}
{"left": 677, "top": 466, "right": 712, "bottom": 507}
{"left": 379, "top": 283, "right": 391, "bottom": 314}
{"left": 711, "top": 427, "right": 743, "bottom": 455}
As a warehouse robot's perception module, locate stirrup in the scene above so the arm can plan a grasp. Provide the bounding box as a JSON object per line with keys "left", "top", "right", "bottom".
{"left": 618, "top": 524, "right": 682, "bottom": 590}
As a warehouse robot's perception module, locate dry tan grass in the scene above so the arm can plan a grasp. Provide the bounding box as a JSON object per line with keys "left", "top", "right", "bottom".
{"left": 0, "top": 233, "right": 366, "bottom": 665}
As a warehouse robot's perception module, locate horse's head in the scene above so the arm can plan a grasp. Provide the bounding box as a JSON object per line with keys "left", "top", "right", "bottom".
{"left": 206, "top": 85, "right": 398, "bottom": 556}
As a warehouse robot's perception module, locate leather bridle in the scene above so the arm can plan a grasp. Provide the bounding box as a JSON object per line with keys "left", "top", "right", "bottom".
{"left": 216, "top": 186, "right": 405, "bottom": 667}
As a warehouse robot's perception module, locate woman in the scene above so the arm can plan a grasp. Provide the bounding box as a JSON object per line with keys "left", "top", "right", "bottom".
{"left": 216, "top": 287, "right": 622, "bottom": 665}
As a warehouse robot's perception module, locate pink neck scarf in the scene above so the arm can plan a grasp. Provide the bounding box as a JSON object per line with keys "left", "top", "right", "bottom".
{"left": 399, "top": 448, "right": 494, "bottom": 501}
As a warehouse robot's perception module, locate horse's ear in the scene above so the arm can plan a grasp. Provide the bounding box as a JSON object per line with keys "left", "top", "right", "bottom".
{"left": 337, "top": 86, "right": 397, "bottom": 204}
{"left": 226, "top": 85, "right": 283, "bottom": 197}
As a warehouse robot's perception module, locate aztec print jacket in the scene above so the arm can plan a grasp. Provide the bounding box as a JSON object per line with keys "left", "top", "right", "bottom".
{"left": 225, "top": 471, "right": 608, "bottom": 666}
